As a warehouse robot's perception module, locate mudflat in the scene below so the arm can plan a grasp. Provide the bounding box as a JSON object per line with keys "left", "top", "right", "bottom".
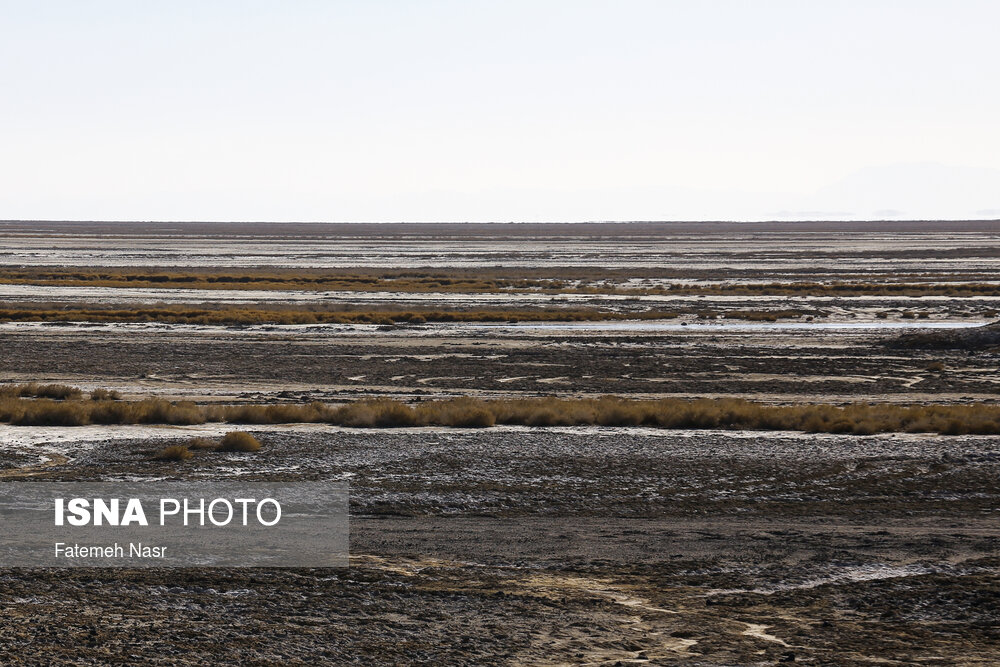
{"left": 0, "top": 221, "right": 998, "bottom": 665}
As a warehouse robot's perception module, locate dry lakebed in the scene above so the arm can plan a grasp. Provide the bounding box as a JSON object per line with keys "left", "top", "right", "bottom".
{"left": 0, "top": 221, "right": 997, "bottom": 665}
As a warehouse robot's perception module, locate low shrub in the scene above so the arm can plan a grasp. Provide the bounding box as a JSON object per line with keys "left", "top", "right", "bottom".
{"left": 186, "top": 436, "right": 219, "bottom": 450}
{"left": 154, "top": 445, "right": 193, "bottom": 461}
{"left": 0, "top": 306, "right": 683, "bottom": 326}
{"left": 2, "top": 392, "right": 999, "bottom": 436}
{"left": 415, "top": 397, "right": 496, "bottom": 427}
{"left": 334, "top": 399, "right": 417, "bottom": 427}
{"left": 0, "top": 383, "right": 83, "bottom": 400}
{"left": 12, "top": 399, "right": 90, "bottom": 426}
{"left": 90, "top": 388, "right": 122, "bottom": 400}
{"left": 218, "top": 431, "right": 262, "bottom": 452}
{"left": 89, "top": 400, "right": 137, "bottom": 424}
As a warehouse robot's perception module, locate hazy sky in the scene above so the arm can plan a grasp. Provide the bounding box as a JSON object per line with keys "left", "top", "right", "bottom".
{"left": 2, "top": 1, "right": 998, "bottom": 222}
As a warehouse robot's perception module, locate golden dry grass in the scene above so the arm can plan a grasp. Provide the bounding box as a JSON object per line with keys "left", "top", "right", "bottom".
{"left": 89, "top": 388, "right": 122, "bottom": 400}
{"left": 0, "top": 383, "right": 83, "bottom": 399}
{"left": 218, "top": 431, "right": 262, "bottom": 452}
{"left": 153, "top": 445, "right": 193, "bottom": 461}
{"left": 3, "top": 267, "right": 1000, "bottom": 297}
{"left": 0, "top": 268, "right": 558, "bottom": 293}
{"left": 1, "top": 387, "right": 999, "bottom": 435}
{"left": 0, "top": 305, "right": 683, "bottom": 325}
{"left": 186, "top": 436, "right": 219, "bottom": 450}
{"left": 723, "top": 310, "right": 810, "bottom": 322}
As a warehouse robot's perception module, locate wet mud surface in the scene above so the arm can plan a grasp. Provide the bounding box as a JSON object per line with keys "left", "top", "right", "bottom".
{"left": 1, "top": 428, "right": 998, "bottom": 664}
{"left": 2, "top": 324, "right": 998, "bottom": 402}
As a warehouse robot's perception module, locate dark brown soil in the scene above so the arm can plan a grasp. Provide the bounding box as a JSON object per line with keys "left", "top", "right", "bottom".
{"left": 1, "top": 428, "right": 998, "bottom": 665}
{"left": 890, "top": 320, "right": 1000, "bottom": 350}
{"left": 2, "top": 325, "right": 998, "bottom": 402}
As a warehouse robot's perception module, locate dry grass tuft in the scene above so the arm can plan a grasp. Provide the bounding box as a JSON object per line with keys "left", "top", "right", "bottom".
{"left": 0, "top": 304, "right": 685, "bottom": 326}
{"left": 2, "top": 388, "right": 999, "bottom": 435}
{"left": 6, "top": 268, "right": 1000, "bottom": 299}
{"left": 218, "top": 431, "right": 262, "bottom": 452}
{"left": 333, "top": 399, "right": 418, "bottom": 427}
{"left": 0, "top": 383, "right": 83, "bottom": 400}
{"left": 414, "top": 397, "right": 496, "bottom": 427}
{"left": 186, "top": 436, "right": 219, "bottom": 450}
{"left": 7, "top": 399, "right": 90, "bottom": 426}
{"left": 154, "top": 445, "right": 194, "bottom": 461}
{"left": 0, "top": 267, "right": 560, "bottom": 294}
{"left": 89, "top": 388, "right": 122, "bottom": 400}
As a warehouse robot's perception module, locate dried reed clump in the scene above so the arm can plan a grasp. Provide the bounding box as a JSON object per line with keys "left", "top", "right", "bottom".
{"left": 88, "top": 400, "right": 139, "bottom": 424}
{"left": 0, "top": 302, "right": 842, "bottom": 325}
{"left": 430, "top": 396, "right": 1000, "bottom": 435}
{"left": 89, "top": 388, "right": 122, "bottom": 400}
{"left": 133, "top": 399, "right": 205, "bottom": 425}
{"left": 1, "top": 392, "right": 999, "bottom": 435}
{"left": 0, "top": 395, "right": 207, "bottom": 426}
{"left": 212, "top": 402, "right": 332, "bottom": 424}
{"left": 723, "top": 310, "right": 811, "bottom": 322}
{"left": 671, "top": 281, "right": 1000, "bottom": 297}
{"left": 186, "top": 436, "right": 219, "bottom": 450}
{"left": 218, "top": 431, "right": 262, "bottom": 452}
{"left": 154, "top": 445, "right": 193, "bottom": 461}
{"left": 333, "top": 399, "right": 418, "bottom": 427}
{"left": 414, "top": 397, "right": 496, "bottom": 427}
{"left": 487, "top": 397, "right": 598, "bottom": 426}
{"left": 8, "top": 268, "right": 1000, "bottom": 298}
{"left": 0, "top": 268, "right": 557, "bottom": 293}
{"left": 0, "top": 383, "right": 83, "bottom": 400}
{"left": 7, "top": 399, "right": 91, "bottom": 426}
{"left": 0, "top": 305, "right": 683, "bottom": 326}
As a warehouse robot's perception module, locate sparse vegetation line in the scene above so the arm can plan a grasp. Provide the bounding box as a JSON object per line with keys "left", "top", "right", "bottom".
{"left": 0, "top": 305, "right": 684, "bottom": 325}
{"left": 1, "top": 385, "right": 998, "bottom": 435}
{"left": 2, "top": 267, "right": 1000, "bottom": 296}
{"left": 0, "top": 268, "right": 561, "bottom": 293}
